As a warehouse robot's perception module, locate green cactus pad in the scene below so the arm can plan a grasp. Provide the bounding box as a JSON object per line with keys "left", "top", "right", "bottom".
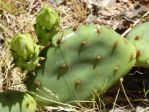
{"left": 127, "top": 22, "right": 149, "bottom": 68}
{"left": 27, "top": 24, "right": 136, "bottom": 105}
{"left": 34, "top": 5, "right": 60, "bottom": 46}
{"left": 0, "top": 90, "right": 36, "bottom": 112}
{"left": 11, "top": 33, "right": 40, "bottom": 71}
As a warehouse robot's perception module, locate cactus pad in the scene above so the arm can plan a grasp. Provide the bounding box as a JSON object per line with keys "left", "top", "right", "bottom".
{"left": 0, "top": 90, "right": 36, "bottom": 112}
{"left": 127, "top": 22, "right": 149, "bottom": 68}
{"left": 11, "top": 33, "right": 40, "bottom": 71}
{"left": 27, "top": 24, "right": 136, "bottom": 105}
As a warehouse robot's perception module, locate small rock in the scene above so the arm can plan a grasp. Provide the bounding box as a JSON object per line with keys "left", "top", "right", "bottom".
{"left": 101, "top": 0, "right": 117, "bottom": 7}
{"left": 86, "top": 14, "right": 96, "bottom": 23}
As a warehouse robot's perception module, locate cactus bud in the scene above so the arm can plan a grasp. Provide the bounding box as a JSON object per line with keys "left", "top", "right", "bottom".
{"left": 11, "top": 33, "right": 40, "bottom": 71}
{"left": 34, "top": 5, "right": 60, "bottom": 46}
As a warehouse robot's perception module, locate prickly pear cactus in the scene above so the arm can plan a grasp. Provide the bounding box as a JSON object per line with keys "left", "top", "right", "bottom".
{"left": 34, "top": 5, "right": 60, "bottom": 46}
{"left": 27, "top": 24, "right": 136, "bottom": 105}
{"left": 127, "top": 22, "right": 149, "bottom": 68}
{"left": 11, "top": 33, "right": 40, "bottom": 71}
{"left": 0, "top": 90, "right": 36, "bottom": 112}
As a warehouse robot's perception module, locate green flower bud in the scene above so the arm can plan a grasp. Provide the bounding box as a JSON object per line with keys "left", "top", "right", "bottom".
{"left": 36, "top": 5, "right": 60, "bottom": 31}
{"left": 11, "top": 34, "right": 40, "bottom": 71}
{"left": 34, "top": 5, "right": 60, "bottom": 46}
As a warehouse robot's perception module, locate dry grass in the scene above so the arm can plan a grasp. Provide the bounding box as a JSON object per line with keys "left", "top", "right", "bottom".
{"left": 0, "top": 1, "right": 33, "bottom": 93}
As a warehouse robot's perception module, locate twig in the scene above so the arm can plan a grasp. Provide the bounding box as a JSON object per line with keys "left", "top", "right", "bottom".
{"left": 122, "top": 10, "right": 149, "bottom": 37}
{"left": 112, "top": 88, "right": 120, "bottom": 112}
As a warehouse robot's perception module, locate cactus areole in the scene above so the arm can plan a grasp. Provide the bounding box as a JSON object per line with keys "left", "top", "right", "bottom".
{"left": 27, "top": 24, "right": 136, "bottom": 105}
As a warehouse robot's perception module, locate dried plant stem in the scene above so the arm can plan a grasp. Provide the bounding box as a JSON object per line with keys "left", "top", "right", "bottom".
{"left": 120, "top": 78, "right": 135, "bottom": 110}
{"left": 122, "top": 10, "right": 149, "bottom": 37}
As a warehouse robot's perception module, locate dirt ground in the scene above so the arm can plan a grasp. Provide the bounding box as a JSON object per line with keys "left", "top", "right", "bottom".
{"left": 0, "top": 0, "right": 149, "bottom": 111}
